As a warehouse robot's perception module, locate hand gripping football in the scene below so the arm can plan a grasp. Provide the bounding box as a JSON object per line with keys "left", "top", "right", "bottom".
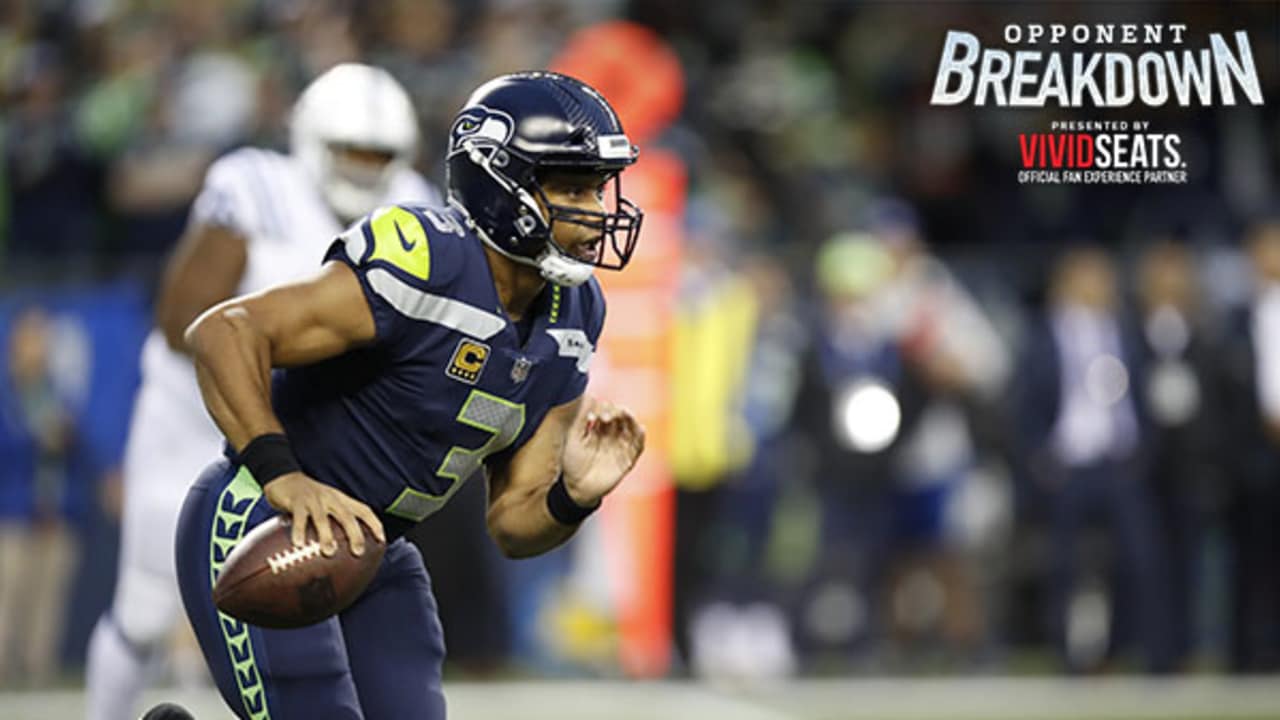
{"left": 213, "top": 515, "right": 385, "bottom": 628}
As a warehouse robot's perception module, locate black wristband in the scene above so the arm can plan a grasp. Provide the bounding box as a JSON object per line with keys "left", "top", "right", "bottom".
{"left": 239, "top": 433, "right": 301, "bottom": 486}
{"left": 546, "top": 475, "right": 600, "bottom": 525}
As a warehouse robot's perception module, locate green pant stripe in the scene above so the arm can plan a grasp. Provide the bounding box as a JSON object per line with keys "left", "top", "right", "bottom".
{"left": 210, "top": 466, "right": 273, "bottom": 720}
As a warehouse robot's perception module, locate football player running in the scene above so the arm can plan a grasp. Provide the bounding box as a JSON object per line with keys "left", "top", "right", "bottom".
{"left": 173, "top": 72, "right": 646, "bottom": 719}
{"left": 85, "top": 63, "right": 440, "bottom": 720}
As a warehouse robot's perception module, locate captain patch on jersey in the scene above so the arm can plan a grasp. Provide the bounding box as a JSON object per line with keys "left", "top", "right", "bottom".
{"left": 447, "top": 339, "right": 490, "bottom": 383}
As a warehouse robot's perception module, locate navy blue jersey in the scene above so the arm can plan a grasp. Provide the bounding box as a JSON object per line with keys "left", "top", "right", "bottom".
{"left": 271, "top": 203, "right": 604, "bottom": 539}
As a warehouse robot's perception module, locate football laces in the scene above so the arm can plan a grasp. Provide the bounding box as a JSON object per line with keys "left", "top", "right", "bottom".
{"left": 266, "top": 541, "right": 324, "bottom": 575}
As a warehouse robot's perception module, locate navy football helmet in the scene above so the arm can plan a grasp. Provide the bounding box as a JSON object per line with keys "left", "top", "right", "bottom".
{"left": 446, "top": 72, "right": 643, "bottom": 286}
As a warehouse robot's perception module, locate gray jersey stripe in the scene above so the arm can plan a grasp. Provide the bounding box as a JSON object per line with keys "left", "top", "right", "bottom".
{"left": 339, "top": 222, "right": 367, "bottom": 264}
{"left": 366, "top": 268, "right": 506, "bottom": 340}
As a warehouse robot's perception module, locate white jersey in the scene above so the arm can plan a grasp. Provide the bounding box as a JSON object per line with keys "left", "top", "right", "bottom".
{"left": 109, "top": 148, "right": 439, "bottom": 651}
{"left": 136, "top": 147, "right": 441, "bottom": 437}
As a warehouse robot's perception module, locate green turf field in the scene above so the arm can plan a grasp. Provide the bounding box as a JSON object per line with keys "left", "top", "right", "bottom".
{"left": 3, "top": 678, "right": 1279, "bottom": 719}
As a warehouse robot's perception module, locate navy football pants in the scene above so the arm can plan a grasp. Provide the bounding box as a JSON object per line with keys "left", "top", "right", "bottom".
{"left": 175, "top": 459, "right": 447, "bottom": 719}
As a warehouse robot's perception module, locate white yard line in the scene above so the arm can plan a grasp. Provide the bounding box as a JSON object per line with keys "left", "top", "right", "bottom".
{"left": 2, "top": 678, "right": 1278, "bottom": 720}
{"left": 738, "top": 678, "right": 1280, "bottom": 719}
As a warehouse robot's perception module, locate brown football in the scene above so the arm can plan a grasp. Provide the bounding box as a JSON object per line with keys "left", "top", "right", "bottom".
{"left": 213, "top": 515, "right": 385, "bottom": 629}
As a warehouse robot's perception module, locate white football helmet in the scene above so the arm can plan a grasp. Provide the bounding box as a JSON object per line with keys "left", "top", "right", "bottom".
{"left": 290, "top": 63, "right": 419, "bottom": 221}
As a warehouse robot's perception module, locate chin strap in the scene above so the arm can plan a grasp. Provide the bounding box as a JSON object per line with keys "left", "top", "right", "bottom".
{"left": 535, "top": 247, "right": 594, "bottom": 287}
{"left": 451, "top": 197, "right": 594, "bottom": 288}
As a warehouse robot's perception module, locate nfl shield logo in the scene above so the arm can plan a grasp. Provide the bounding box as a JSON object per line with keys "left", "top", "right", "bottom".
{"left": 511, "top": 356, "right": 532, "bottom": 383}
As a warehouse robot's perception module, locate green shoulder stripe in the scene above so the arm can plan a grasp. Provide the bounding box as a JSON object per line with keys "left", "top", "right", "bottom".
{"left": 369, "top": 206, "right": 431, "bottom": 282}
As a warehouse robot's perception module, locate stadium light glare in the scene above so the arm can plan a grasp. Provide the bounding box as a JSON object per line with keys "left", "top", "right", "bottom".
{"left": 834, "top": 378, "right": 901, "bottom": 453}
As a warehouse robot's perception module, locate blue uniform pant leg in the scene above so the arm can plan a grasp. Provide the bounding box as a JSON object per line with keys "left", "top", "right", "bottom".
{"left": 339, "top": 539, "right": 447, "bottom": 720}
{"left": 174, "top": 459, "right": 364, "bottom": 719}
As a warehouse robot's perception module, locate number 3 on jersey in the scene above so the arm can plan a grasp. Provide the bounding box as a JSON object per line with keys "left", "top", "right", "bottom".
{"left": 384, "top": 389, "right": 525, "bottom": 523}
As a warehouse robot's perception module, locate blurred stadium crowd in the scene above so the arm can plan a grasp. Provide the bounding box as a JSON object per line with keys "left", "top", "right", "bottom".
{"left": 2, "top": 0, "right": 1280, "bottom": 690}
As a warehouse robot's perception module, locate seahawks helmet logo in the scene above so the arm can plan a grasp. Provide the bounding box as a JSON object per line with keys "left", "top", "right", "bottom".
{"left": 449, "top": 106, "right": 514, "bottom": 153}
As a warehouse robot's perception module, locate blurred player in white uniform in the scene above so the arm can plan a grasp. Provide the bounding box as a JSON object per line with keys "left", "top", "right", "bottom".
{"left": 84, "top": 63, "right": 441, "bottom": 720}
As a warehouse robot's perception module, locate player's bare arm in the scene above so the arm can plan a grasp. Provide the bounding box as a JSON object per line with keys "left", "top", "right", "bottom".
{"left": 486, "top": 395, "right": 645, "bottom": 558}
{"left": 185, "top": 261, "right": 385, "bottom": 555}
{"left": 154, "top": 223, "right": 248, "bottom": 353}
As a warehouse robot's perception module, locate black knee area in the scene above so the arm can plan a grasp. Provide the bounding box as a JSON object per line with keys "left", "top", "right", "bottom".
{"left": 140, "top": 702, "right": 195, "bottom": 720}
